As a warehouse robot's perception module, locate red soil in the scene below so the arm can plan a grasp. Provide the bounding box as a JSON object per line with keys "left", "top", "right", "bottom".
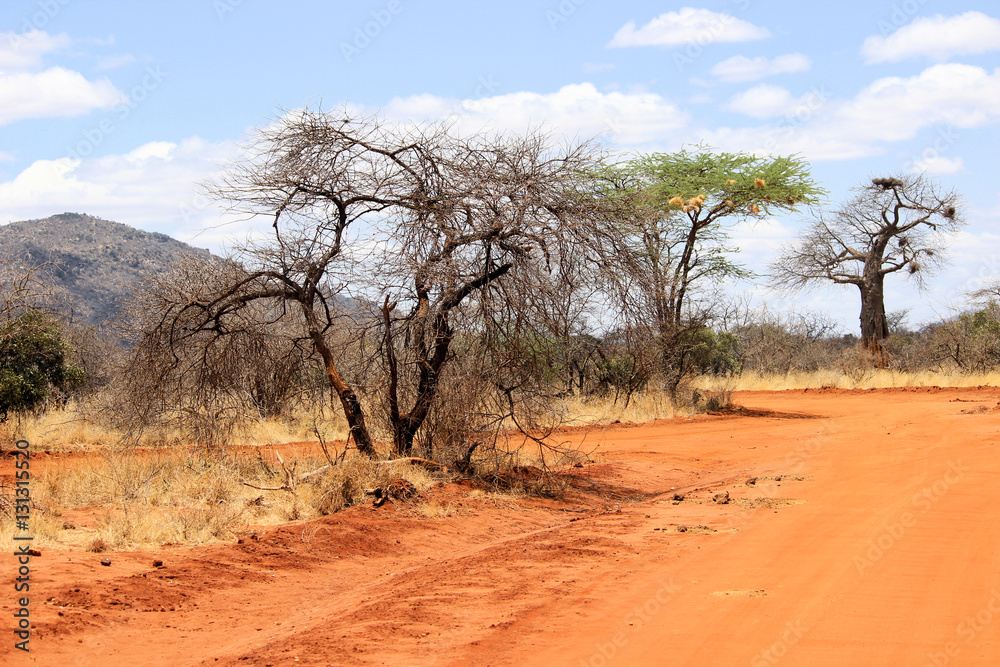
{"left": 5, "top": 387, "right": 1000, "bottom": 665}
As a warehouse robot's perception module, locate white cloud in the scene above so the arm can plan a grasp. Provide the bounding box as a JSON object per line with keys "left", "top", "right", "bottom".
{"left": 711, "top": 64, "right": 1000, "bottom": 162}
{"left": 96, "top": 53, "right": 137, "bottom": 70}
{"left": 862, "top": 11, "right": 1000, "bottom": 63}
{"left": 0, "top": 138, "right": 246, "bottom": 250}
{"left": 711, "top": 53, "right": 811, "bottom": 82}
{"left": 583, "top": 62, "right": 615, "bottom": 74}
{"left": 835, "top": 64, "right": 1000, "bottom": 143}
{"left": 731, "top": 216, "right": 797, "bottom": 260}
{"left": 384, "top": 83, "right": 690, "bottom": 147}
{"left": 701, "top": 125, "right": 874, "bottom": 162}
{"left": 910, "top": 155, "right": 964, "bottom": 175}
{"left": 0, "top": 31, "right": 127, "bottom": 124}
{"left": 723, "top": 84, "right": 799, "bottom": 118}
{"left": 0, "top": 30, "right": 72, "bottom": 70}
{"left": 608, "top": 8, "right": 770, "bottom": 48}
{"left": 0, "top": 66, "right": 125, "bottom": 125}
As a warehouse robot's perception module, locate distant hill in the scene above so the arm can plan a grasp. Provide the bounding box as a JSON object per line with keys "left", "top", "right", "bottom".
{"left": 0, "top": 212, "right": 210, "bottom": 326}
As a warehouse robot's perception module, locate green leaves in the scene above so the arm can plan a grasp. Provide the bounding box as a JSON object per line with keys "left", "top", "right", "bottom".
{"left": 623, "top": 146, "right": 825, "bottom": 222}
{"left": 0, "top": 309, "right": 84, "bottom": 417}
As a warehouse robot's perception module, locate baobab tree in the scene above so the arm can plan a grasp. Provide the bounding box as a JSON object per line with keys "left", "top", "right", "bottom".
{"left": 771, "top": 174, "right": 963, "bottom": 356}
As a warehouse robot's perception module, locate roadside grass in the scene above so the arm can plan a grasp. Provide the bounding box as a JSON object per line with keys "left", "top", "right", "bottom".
{"left": 557, "top": 390, "right": 678, "bottom": 425}
{"left": 3, "top": 447, "right": 436, "bottom": 551}
{"left": 694, "top": 369, "right": 1000, "bottom": 391}
{"left": 5, "top": 371, "right": 996, "bottom": 551}
{"left": 4, "top": 401, "right": 351, "bottom": 452}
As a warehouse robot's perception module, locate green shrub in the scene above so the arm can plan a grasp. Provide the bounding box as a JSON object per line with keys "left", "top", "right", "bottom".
{"left": 0, "top": 309, "right": 84, "bottom": 418}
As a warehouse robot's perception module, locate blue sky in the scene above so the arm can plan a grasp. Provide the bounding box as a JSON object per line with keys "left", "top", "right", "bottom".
{"left": 3, "top": 0, "right": 1000, "bottom": 333}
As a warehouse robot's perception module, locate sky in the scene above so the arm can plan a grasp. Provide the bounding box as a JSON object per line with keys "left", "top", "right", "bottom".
{"left": 2, "top": 0, "right": 1000, "bottom": 334}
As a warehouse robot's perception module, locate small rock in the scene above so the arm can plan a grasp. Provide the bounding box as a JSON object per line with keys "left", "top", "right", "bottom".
{"left": 671, "top": 492, "right": 685, "bottom": 502}
{"left": 63, "top": 522, "right": 77, "bottom": 530}
{"left": 26, "top": 549, "right": 42, "bottom": 557}
{"left": 153, "top": 560, "right": 164, "bottom": 567}
{"left": 100, "top": 558, "right": 112, "bottom": 567}
{"left": 713, "top": 491, "right": 730, "bottom": 505}
{"left": 745, "top": 477, "right": 757, "bottom": 486}
{"left": 677, "top": 525, "right": 688, "bottom": 533}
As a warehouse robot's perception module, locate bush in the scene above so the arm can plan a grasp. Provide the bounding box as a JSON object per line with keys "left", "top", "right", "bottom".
{"left": 928, "top": 305, "right": 1000, "bottom": 372}
{"left": 0, "top": 309, "right": 84, "bottom": 419}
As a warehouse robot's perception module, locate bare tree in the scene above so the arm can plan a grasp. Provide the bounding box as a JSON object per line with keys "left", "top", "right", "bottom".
{"left": 772, "top": 175, "right": 962, "bottom": 357}
{"left": 109, "top": 255, "right": 319, "bottom": 442}
{"left": 129, "top": 109, "right": 601, "bottom": 458}
{"left": 368, "top": 129, "right": 600, "bottom": 457}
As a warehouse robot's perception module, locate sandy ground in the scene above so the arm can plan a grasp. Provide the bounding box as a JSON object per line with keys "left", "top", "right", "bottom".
{"left": 4, "top": 387, "right": 1000, "bottom": 666}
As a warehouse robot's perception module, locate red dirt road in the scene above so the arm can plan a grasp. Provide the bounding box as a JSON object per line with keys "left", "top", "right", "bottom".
{"left": 5, "top": 388, "right": 1000, "bottom": 666}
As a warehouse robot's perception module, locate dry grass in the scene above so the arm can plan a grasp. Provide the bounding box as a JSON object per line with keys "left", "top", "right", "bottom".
{"left": 1, "top": 447, "right": 437, "bottom": 551}
{"left": 10, "top": 367, "right": 996, "bottom": 552}
{"left": 694, "top": 369, "right": 1000, "bottom": 392}
{"left": 557, "top": 390, "right": 679, "bottom": 426}
{"left": 2, "top": 401, "right": 351, "bottom": 452}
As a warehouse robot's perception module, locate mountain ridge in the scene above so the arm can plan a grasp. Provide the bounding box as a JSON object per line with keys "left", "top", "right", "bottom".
{"left": 0, "top": 212, "right": 210, "bottom": 326}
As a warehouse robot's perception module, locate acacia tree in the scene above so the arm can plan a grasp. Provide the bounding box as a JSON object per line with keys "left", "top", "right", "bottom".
{"left": 374, "top": 130, "right": 599, "bottom": 456}
{"left": 132, "top": 109, "right": 600, "bottom": 457}
{"left": 596, "top": 147, "right": 823, "bottom": 394}
{"left": 112, "top": 255, "right": 320, "bottom": 442}
{"left": 771, "top": 175, "right": 962, "bottom": 356}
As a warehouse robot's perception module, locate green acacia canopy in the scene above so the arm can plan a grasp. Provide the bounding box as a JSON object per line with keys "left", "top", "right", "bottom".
{"left": 623, "top": 146, "right": 826, "bottom": 220}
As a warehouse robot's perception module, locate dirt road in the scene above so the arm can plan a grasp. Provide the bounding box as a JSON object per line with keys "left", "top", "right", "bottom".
{"left": 5, "top": 388, "right": 1000, "bottom": 666}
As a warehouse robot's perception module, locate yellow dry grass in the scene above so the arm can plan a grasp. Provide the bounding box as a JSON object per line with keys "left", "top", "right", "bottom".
{"left": 3, "top": 401, "right": 351, "bottom": 452}
{"left": 8, "top": 368, "right": 996, "bottom": 552}
{"left": 694, "top": 370, "right": 1000, "bottom": 392}
{"left": 1, "top": 447, "right": 436, "bottom": 551}
{"left": 556, "top": 390, "right": 679, "bottom": 426}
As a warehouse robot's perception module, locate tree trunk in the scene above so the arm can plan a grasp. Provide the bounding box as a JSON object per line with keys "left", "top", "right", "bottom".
{"left": 858, "top": 275, "right": 889, "bottom": 365}
{"left": 303, "top": 307, "right": 378, "bottom": 458}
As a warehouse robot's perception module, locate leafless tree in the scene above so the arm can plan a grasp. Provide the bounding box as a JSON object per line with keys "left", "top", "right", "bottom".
{"left": 129, "top": 109, "right": 601, "bottom": 458}
{"left": 368, "top": 127, "right": 600, "bottom": 457}
{"left": 108, "top": 255, "right": 318, "bottom": 443}
{"left": 772, "top": 175, "right": 963, "bottom": 357}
